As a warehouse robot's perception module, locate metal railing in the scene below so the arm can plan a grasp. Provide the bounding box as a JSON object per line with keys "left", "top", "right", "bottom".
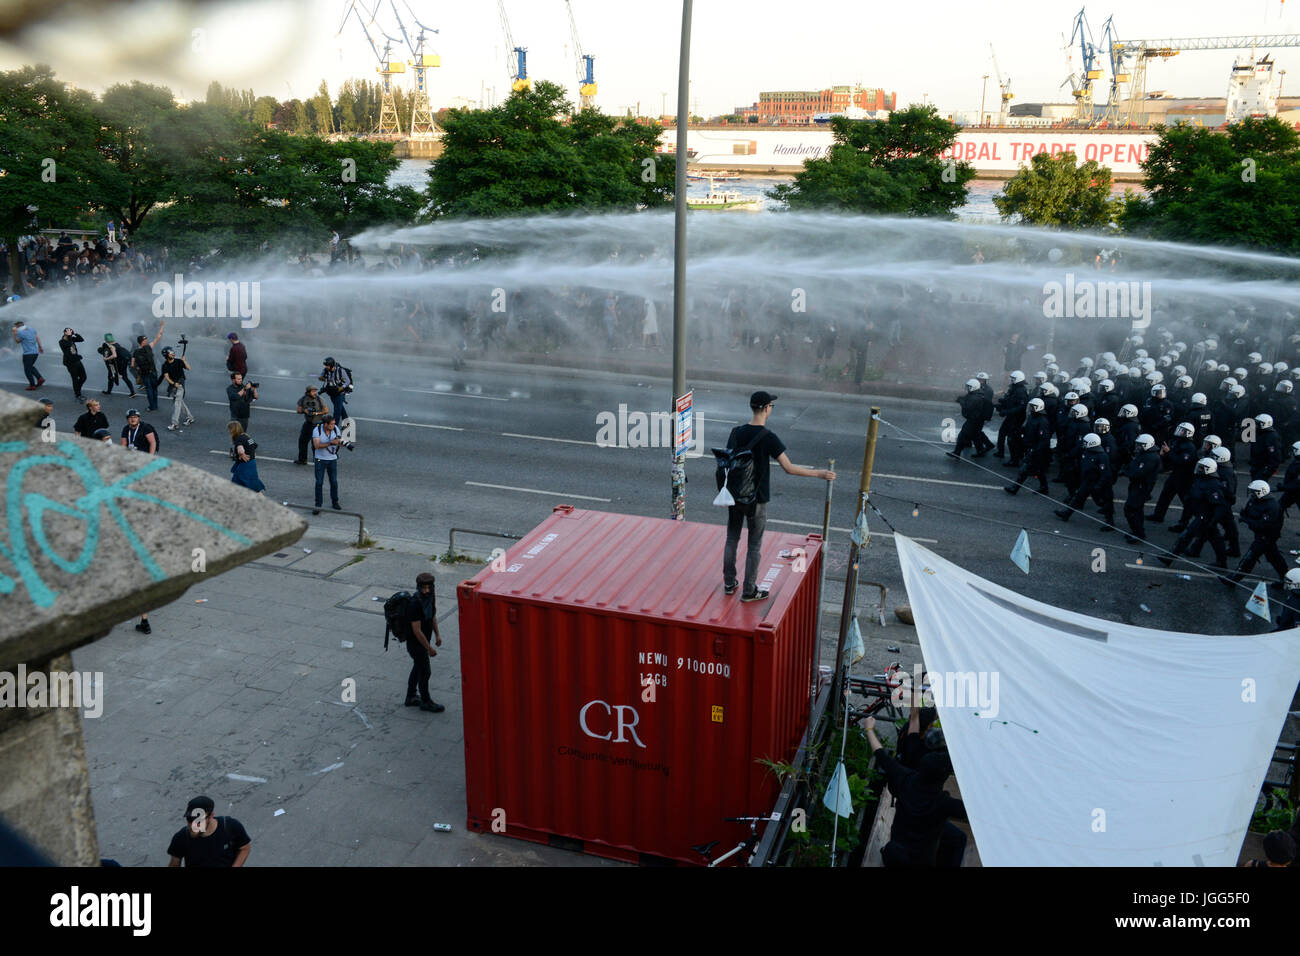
{"left": 280, "top": 501, "right": 368, "bottom": 547}
{"left": 448, "top": 527, "right": 522, "bottom": 560}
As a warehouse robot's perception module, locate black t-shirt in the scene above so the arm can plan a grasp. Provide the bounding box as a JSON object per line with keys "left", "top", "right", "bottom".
{"left": 74, "top": 411, "right": 109, "bottom": 437}
{"left": 227, "top": 384, "right": 251, "bottom": 418}
{"left": 166, "top": 816, "right": 251, "bottom": 867}
{"left": 726, "top": 424, "right": 787, "bottom": 504}
{"left": 874, "top": 748, "right": 966, "bottom": 865}
{"left": 161, "top": 358, "right": 185, "bottom": 386}
{"left": 402, "top": 593, "right": 435, "bottom": 639}
{"left": 232, "top": 434, "right": 256, "bottom": 460}
{"left": 121, "top": 422, "right": 158, "bottom": 451}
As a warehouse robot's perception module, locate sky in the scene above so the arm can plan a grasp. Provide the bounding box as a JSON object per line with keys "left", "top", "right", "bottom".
{"left": 1, "top": 0, "right": 1297, "bottom": 116}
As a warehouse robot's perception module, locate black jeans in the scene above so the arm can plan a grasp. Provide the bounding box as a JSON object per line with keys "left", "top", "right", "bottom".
{"left": 406, "top": 638, "right": 432, "bottom": 703}
{"left": 298, "top": 419, "right": 315, "bottom": 463}
{"left": 724, "top": 502, "right": 767, "bottom": 595}
{"left": 65, "top": 359, "right": 86, "bottom": 396}
{"left": 141, "top": 372, "right": 159, "bottom": 410}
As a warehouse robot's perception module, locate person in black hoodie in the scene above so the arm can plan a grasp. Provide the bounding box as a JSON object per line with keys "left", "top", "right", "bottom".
{"left": 1228, "top": 480, "right": 1289, "bottom": 586}
{"left": 58, "top": 328, "right": 86, "bottom": 401}
{"left": 864, "top": 716, "right": 967, "bottom": 868}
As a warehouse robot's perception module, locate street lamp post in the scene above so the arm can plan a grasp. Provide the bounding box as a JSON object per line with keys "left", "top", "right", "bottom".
{"left": 671, "top": 0, "right": 693, "bottom": 519}
{"left": 980, "top": 74, "right": 989, "bottom": 126}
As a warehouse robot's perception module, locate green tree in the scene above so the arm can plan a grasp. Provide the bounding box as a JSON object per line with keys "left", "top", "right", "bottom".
{"left": 0, "top": 65, "right": 105, "bottom": 288}
{"left": 93, "top": 81, "right": 178, "bottom": 235}
{"left": 252, "top": 95, "right": 278, "bottom": 128}
{"left": 770, "top": 104, "right": 974, "bottom": 217}
{"left": 426, "top": 81, "right": 671, "bottom": 219}
{"left": 993, "top": 151, "right": 1120, "bottom": 228}
{"left": 1121, "top": 118, "right": 1300, "bottom": 254}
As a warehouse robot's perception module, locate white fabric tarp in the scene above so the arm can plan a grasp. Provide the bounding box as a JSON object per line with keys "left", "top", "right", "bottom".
{"left": 895, "top": 535, "right": 1300, "bottom": 867}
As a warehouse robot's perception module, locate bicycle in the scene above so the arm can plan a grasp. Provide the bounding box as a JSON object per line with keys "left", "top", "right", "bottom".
{"left": 844, "top": 662, "right": 927, "bottom": 726}
{"left": 691, "top": 813, "right": 781, "bottom": 867}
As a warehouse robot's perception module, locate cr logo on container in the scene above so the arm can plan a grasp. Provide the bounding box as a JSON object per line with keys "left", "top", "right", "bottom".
{"left": 579, "top": 699, "right": 646, "bottom": 749}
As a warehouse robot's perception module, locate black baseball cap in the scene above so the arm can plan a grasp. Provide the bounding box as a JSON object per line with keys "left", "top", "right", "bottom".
{"left": 185, "top": 795, "right": 215, "bottom": 822}
{"left": 750, "top": 390, "right": 778, "bottom": 409}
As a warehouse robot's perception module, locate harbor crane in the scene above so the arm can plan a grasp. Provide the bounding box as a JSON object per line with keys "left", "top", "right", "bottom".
{"left": 497, "top": 0, "right": 530, "bottom": 92}
{"left": 989, "top": 44, "right": 1013, "bottom": 125}
{"left": 1100, "top": 23, "right": 1300, "bottom": 125}
{"left": 386, "top": 0, "right": 441, "bottom": 136}
{"left": 564, "top": 0, "right": 597, "bottom": 110}
{"left": 1063, "top": 7, "right": 1102, "bottom": 123}
{"left": 339, "top": 0, "right": 405, "bottom": 134}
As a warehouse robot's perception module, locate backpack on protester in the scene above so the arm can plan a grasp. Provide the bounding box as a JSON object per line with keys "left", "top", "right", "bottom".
{"left": 341, "top": 367, "right": 355, "bottom": 392}
{"left": 382, "top": 590, "right": 413, "bottom": 651}
{"left": 711, "top": 427, "right": 769, "bottom": 507}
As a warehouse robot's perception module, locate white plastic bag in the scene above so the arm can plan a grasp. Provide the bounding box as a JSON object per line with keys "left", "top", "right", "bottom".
{"left": 713, "top": 484, "right": 735, "bottom": 507}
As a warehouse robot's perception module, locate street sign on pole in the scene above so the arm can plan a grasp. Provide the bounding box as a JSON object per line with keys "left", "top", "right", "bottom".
{"left": 674, "top": 390, "right": 693, "bottom": 457}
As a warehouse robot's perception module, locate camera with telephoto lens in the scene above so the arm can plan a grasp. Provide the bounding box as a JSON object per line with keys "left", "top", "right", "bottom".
{"left": 248, "top": 381, "right": 260, "bottom": 389}
{"left": 342, "top": 441, "right": 356, "bottom": 452}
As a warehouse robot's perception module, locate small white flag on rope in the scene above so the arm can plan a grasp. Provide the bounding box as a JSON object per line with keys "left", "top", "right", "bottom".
{"left": 848, "top": 615, "right": 865, "bottom": 665}
{"left": 850, "top": 510, "right": 870, "bottom": 547}
{"left": 823, "top": 760, "right": 854, "bottom": 818}
{"left": 1246, "top": 580, "right": 1271, "bottom": 622}
{"left": 1010, "top": 529, "right": 1031, "bottom": 574}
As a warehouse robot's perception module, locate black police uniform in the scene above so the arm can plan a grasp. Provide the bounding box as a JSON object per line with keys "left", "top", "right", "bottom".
{"left": 1123, "top": 447, "right": 1162, "bottom": 541}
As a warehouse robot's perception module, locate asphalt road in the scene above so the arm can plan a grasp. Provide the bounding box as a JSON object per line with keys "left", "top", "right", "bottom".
{"left": 15, "top": 330, "right": 1291, "bottom": 646}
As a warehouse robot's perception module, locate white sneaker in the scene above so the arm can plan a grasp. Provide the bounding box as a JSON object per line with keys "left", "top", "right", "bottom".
{"left": 183, "top": 417, "right": 195, "bottom": 425}
{"left": 167, "top": 424, "right": 179, "bottom": 431}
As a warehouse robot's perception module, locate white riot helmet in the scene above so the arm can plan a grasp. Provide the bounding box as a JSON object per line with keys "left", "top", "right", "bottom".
{"left": 1175, "top": 375, "right": 1193, "bottom": 389}
{"left": 1278, "top": 380, "right": 1294, "bottom": 394}
{"left": 1146, "top": 371, "right": 1164, "bottom": 385}
{"left": 1046, "top": 362, "right": 1060, "bottom": 374}
{"left": 1173, "top": 365, "right": 1187, "bottom": 378}
{"left": 1070, "top": 404, "right": 1089, "bottom": 420}
{"left": 1055, "top": 370, "right": 1072, "bottom": 385}
{"left": 1259, "top": 362, "right": 1274, "bottom": 376}
{"left": 1293, "top": 440, "right": 1300, "bottom": 457}
{"left": 976, "top": 371, "right": 990, "bottom": 381}
{"left": 1101, "top": 351, "right": 1116, "bottom": 362}
{"left": 965, "top": 379, "right": 980, "bottom": 391}
{"left": 1135, "top": 349, "right": 1149, "bottom": 359}
{"left": 1094, "top": 418, "right": 1110, "bottom": 434}
{"left": 1076, "top": 378, "right": 1092, "bottom": 394}
{"left": 1098, "top": 378, "right": 1114, "bottom": 393}
{"left": 1135, "top": 433, "right": 1156, "bottom": 451}
{"left": 1292, "top": 368, "right": 1300, "bottom": 381}
{"left": 1202, "top": 360, "right": 1217, "bottom": 372}
{"left": 1194, "top": 457, "right": 1217, "bottom": 475}
{"left": 1203, "top": 339, "right": 1217, "bottom": 351}
{"left": 1234, "top": 367, "right": 1248, "bottom": 380}
{"left": 1042, "top": 353, "right": 1057, "bottom": 365}
{"left": 1082, "top": 433, "right": 1101, "bottom": 449}
{"left": 1159, "top": 356, "right": 1173, "bottom": 368}
{"left": 1175, "top": 422, "right": 1196, "bottom": 439}
{"left": 1173, "top": 341, "right": 1187, "bottom": 352}
{"left": 1119, "top": 404, "right": 1138, "bottom": 419}
{"left": 1286, "top": 568, "right": 1300, "bottom": 591}
{"left": 1248, "top": 479, "right": 1271, "bottom": 499}
{"left": 1218, "top": 363, "right": 1230, "bottom": 373}
{"left": 1009, "top": 370, "right": 1025, "bottom": 384}
{"left": 1212, "top": 447, "right": 1232, "bottom": 466}
{"left": 1041, "top": 382, "right": 1059, "bottom": 398}
{"left": 1140, "top": 358, "right": 1157, "bottom": 373}
{"left": 1221, "top": 377, "right": 1238, "bottom": 390}
{"left": 1033, "top": 369, "right": 1048, "bottom": 383}
{"left": 1202, "top": 434, "right": 1222, "bottom": 450}
{"left": 1092, "top": 368, "right": 1109, "bottom": 381}
{"left": 1064, "top": 390, "right": 1079, "bottom": 402}
{"left": 1079, "top": 356, "right": 1094, "bottom": 369}
{"left": 1256, "top": 413, "right": 1274, "bottom": 430}
{"left": 1151, "top": 384, "right": 1167, "bottom": 398}
{"left": 1027, "top": 397, "right": 1046, "bottom": 414}
{"left": 1128, "top": 366, "right": 1142, "bottom": 379}
{"left": 1230, "top": 385, "right": 1246, "bottom": 399}
{"left": 1278, "top": 362, "right": 1290, "bottom": 374}
{"left": 1248, "top": 351, "right": 1263, "bottom": 364}
{"left": 1191, "top": 392, "right": 1207, "bottom": 406}
{"left": 1115, "top": 365, "right": 1130, "bottom": 377}
{"left": 1131, "top": 335, "right": 1144, "bottom": 346}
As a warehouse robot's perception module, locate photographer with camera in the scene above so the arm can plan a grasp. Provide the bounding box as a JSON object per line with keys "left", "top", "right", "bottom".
{"left": 226, "top": 372, "right": 259, "bottom": 433}
{"left": 58, "top": 328, "right": 87, "bottom": 401}
{"left": 319, "top": 356, "right": 353, "bottom": 424}
{"left": 311, "top": 412, "right": 345, "bottom": 515}
{"left": 295, "top": 384, "right": 328, "bottom": 465}
{"left": 161, "top": 346, "right": 195, "bottom": 432}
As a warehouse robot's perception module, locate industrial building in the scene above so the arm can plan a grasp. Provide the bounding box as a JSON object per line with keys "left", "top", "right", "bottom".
{"left": 734, "top": 85, "right": 897, "bottom": 124}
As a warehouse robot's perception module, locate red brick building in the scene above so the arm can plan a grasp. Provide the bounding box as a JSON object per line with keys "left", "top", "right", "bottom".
{"left": 736, "top": 85, "right": 896, "bottom": 124}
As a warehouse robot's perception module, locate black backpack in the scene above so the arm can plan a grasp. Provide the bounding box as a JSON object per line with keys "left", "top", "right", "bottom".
{"left": 382, "top": 591, "right": 412, "bottom": 651}
{"left": 712, "top": 427, "right": 769, "bottom": 506}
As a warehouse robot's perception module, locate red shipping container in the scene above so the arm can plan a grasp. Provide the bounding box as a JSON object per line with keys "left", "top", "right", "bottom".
{"left": 458, "top": 505, "right": 824, "bottom": 865}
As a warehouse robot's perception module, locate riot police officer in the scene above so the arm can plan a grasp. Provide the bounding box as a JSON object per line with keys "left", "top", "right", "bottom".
{"left": 1054, "top": 433, "right": 1115, "bottom": 529}
{"left": 1227, "top": 479, "right": 1288, "bottom": 586}
{"left": 1149, "top": 421, "right": 1198, "bottom": 527}
{"left": 1004, "top": 398, "right": 1052, "bottom": 496}
{"left": 1123, "top": 434, "right": 1161, "bottom": 542}
{"left": 1159, "top": 457, "right": 1230, "bottom": 577}
{"left": 1249, "top": 413, "right": 1284, "bottom": 481}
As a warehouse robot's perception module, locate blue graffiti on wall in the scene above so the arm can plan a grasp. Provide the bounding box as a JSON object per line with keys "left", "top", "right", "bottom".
{"left": 1, "top": 440, "right": 253, "bottom": 608}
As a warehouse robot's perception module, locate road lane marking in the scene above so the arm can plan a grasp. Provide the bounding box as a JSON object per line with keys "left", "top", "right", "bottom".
{"left": 402, "top": 387, "right": 508, "bottom": 401}
{"left": 873, "top": 472, "right": 1006, "bottom": 491}
{"left": 502, "top": 432, "right": 599, "bottom": 447}
{"left": 200, "top": 402, "right": 463, "bottom": 431}
{"left": 465, "top": 481, "right": 612, "bottom": 502}
{"left": 208, "top": 450, "right": 294, "bottom": 463}
{"left": 1123, "top": 563, "right": 1218, "bottom": 579}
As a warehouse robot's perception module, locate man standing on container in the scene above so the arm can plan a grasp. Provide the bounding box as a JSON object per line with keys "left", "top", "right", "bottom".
{"left": 723, "top": 391, "right": 835, "bottom": 602}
